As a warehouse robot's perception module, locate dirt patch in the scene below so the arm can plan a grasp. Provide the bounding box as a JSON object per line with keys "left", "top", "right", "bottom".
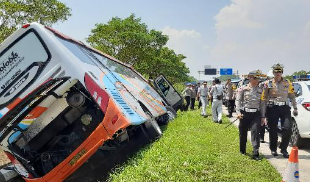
{"left": 0, "top": 149, "right": 10, "bottom": 167}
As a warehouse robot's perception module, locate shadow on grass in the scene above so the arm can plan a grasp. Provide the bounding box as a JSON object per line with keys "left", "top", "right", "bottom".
{"left": 65, "top": 124, "right": 169, "bottom": 182}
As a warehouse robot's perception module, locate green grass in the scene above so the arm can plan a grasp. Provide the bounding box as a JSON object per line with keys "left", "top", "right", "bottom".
{"left": 107, "top": 107, "right": 281, "bottom": 182}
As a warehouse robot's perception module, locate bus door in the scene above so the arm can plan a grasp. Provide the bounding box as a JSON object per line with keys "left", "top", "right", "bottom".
{"left": 154, "top": 75, "right": 182, "bottom": 110}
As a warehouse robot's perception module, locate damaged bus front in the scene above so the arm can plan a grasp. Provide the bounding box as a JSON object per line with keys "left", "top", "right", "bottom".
{"left": 0, "top": 23, "right": 168, "bottom": 182}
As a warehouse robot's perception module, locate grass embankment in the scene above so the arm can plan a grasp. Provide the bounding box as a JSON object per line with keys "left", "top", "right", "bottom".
{"left": 108, "top": 108, "right": 281, "bottom": 182}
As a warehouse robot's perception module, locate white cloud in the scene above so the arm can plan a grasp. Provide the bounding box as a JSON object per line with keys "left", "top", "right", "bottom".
{"left": 215, "top": 0, "right": 263, "bottom": 30}
{"left": 162, "top": 27, "right": 201, "bottom": 39}
{"left": 211, "top": 0, "right": 310, "bottom": 76}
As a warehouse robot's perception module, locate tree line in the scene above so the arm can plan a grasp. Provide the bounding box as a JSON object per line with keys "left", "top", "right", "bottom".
{"left": 0, "top": 0, "right": 193, "bottom": 84}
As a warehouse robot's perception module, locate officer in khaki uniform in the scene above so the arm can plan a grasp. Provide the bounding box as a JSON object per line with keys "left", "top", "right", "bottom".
{"left": 261, "top": 63, "right": 298, "bottom": 158}
{"left": 236, "top": 70, "right": 264, "bottom": 160}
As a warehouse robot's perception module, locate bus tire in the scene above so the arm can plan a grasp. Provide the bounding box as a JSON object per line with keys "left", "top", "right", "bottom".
{"left": 165, "top": 106, "right": 177, "bottom": 121}
{"left": 143, "top": 115, "right": 162, "bottom": 141}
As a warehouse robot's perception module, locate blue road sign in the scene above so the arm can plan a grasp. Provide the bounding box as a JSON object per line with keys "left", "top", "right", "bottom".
{"left": 220, "top": 68, "right": 233, "bottom": 75}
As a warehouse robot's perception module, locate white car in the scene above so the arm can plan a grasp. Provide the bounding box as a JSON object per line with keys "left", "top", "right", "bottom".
{"left": 290, "top": 81, "right": 310, "bottom": 147}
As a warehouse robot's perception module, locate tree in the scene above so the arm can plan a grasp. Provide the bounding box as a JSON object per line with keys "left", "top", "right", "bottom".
{"left": 0, "top": 0, "right": 71, "bottom": 42}
{"left": 292, "top": 70, "right": 309, "bottom": 76}
{"left": 138, "top": 47, "right": 190, "bottom": 83}
{"left": 87, "top": 14, "right": 191, "bottom": 83}
{"left": 284, "top": 70, "right": 310, "bottom": 81}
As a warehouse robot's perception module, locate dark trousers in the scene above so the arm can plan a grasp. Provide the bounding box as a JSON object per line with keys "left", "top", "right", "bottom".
{"left": 198, "top": 97, "right": 202, "bottom": 108}
{"left": 228, "top": 100, "right": 235, "bottom": 115}
{"left": 184, "top": 96, "right": 191, "bottom": 111}
{"left": 239, "top": 111, "right": 261, "bottom": 153}
{"left": 267, "top": 105, "right": 292, "bottom": 151}
{"left": 190, "top": 98, "right": 195, "bottom": 110}
{"left": 260, "top": 124, "right": 266, "bottom": 140}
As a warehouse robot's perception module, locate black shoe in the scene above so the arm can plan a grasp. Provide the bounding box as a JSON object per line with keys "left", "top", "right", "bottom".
{"left": 260, "top": 139, "right": 265, "bottom": 143}
{"left": 271, "top": 150, "right": 278, "bottom": 156}
{"left": 253, "top": 155, "right": 260, "bottom": 160}
{"left": 240, "top": 151, "right": 246, "bottom": 155}
{"left": 280, "top": 150, "right": 289, "bottom": 158}
{"left": 203, "top": 115, "right": 208, "bottom": 118}
{"left": 252, "top": 150, "right": 260, "bottom": 160}
{"left": 218, "top": 120, "right": 222, "bottom": 124}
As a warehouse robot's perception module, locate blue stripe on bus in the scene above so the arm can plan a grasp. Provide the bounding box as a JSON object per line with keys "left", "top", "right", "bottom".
{"left": 110, "top": 73, "right": 166, "bottom": 111}
{"left": 102, "top": 76, "right": 145, "bottom": 125}
{"left": 8, "top": 123, "right": 29, "bottom": 143}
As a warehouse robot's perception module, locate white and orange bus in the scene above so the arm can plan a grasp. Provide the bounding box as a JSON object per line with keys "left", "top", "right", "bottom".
{"left": 0, "top": 22, "right": 172, "bottom": 181}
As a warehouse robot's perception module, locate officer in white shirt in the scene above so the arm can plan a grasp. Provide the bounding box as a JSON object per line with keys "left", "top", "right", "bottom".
{"left": 210, "top": 78, "right": 224, "bottom": 123}
{"left": 197, "top": 81, "right": 209, "bottom": 117}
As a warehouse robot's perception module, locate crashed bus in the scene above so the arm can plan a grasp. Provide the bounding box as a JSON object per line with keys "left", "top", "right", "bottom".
{"left": 0, "top": 22, "right": 173, "bottom": 181}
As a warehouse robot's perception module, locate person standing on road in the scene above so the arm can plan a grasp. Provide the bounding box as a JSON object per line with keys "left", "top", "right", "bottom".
{"left": 236, "top": 70, "right": 264, "bottom": 160}
{"left": 182, "top": 84, "right": 192, "bottom": 111}
{"left": 261, "top": 63, "right": 298, "bottom": 158}
{"left": 225, "top": 79, "right": 235, "bottom": 118}
{"left": 190, "top": 85, "right": 197, "bottom": 110}
{"left": 210, "top": 78, "right": 223, "bottom": 123}
{"left": 197, "top": 81, "right": 209, "bottom": 117}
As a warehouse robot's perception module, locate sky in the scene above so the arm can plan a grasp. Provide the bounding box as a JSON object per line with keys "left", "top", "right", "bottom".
{"left": 55, "top": 0, "right": 310, "bottom": 81}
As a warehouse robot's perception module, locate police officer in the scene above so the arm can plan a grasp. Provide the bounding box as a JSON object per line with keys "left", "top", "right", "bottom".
{"left": 190, "top": 84, "right": 197, "bottom": 110}
{"left": 196, "top": 82, "right": 202, "bottom": 109}
{"left": 210, "top": 78, "right": 224, "bottom": 123}
{"left": 261, "top": 64, "right": 298, "bottom": 158}
{"left": 236, "top": 70, "right": 264, "bottom": 160}
{"left": 182, "top": 84, "right": 192, "bottom": 111}
{"left": 225, "top": 79, "right": 235, "bottom": 117}
{"left": 197, "top": 81, "right": 209, "bottom": 117}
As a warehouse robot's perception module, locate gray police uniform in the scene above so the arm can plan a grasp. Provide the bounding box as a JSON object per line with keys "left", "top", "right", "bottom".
{"left": 182, "top": 87, "right": 192, "bottom": 111}
{"left": 226, "top": 82, "right": 235, "bottom": 116}
{"left": 210, "top": 84, "right": 224, "bottom": 122}
{"left": 261, "top": 78, "right": 297, "bottom": 153}
{"left": 236, "top": 84, "right": 264, "bottom": 154}
{"left": 198, "top": 86, "right": 209, "bottom": 116}
{"left": 190, "top": 87, "right": 197, "bottom": 110}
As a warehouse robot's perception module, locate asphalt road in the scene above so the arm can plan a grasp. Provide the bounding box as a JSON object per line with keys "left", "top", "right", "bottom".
{"left": 223, "top": 107, "right": 310, "bottom": 182}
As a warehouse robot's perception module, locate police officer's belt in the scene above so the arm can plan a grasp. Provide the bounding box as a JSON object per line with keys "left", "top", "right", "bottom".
{"left": 268, "top": 101, "right": 286, "bottom": 106}
{"left": 243, "top": 108, "right": 258, "bottom": 113}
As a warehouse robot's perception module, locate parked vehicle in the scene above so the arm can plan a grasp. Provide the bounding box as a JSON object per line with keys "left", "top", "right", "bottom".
{"left": 290, "top": 81, "right": 310, "bottom": 147}
{"left": 0, "top": 22, "right": 170, "bottom": 181}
